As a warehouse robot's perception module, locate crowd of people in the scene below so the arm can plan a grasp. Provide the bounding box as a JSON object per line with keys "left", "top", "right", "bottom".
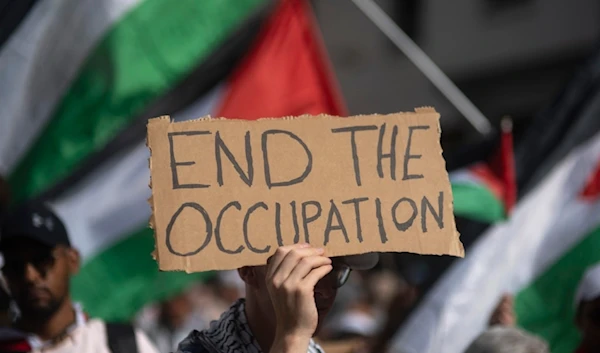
{"left": 133, "top": 253, "right": 412, "bottom": 353}
{"left": 0, "top": 180, "right": 598, "bottom": 353}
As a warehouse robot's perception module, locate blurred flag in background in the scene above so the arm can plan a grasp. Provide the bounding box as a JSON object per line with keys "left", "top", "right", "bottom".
{"left": 0, "top": 0, "right": 348, "bottom": 321}
{"left": 394, "top": 47, "right": 600, "bottom": 353}
{"left": 0, "top": 0, "right": 513, "bottom": 321}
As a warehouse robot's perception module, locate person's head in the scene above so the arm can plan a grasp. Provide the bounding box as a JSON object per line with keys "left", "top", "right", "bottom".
{"left": 0, "top": 203, "right": 79, "bottom": 322}
{"left": 238, "top": 252, "right": 378, "bottom": 335}
{"left": 464, "top": 326, "right": 549, "bottom": 353}
{"left": 574, "top": 263, "right": 600, "bottom": 349}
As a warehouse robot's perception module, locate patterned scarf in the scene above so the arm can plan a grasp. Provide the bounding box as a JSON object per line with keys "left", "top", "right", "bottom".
{"left": 176, "top": 299, "right": 325, "bottom": 353}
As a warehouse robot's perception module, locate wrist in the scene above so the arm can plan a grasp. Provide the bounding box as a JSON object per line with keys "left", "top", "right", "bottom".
{"left": 271, "top": 333, "right": 311, "bottom": 353}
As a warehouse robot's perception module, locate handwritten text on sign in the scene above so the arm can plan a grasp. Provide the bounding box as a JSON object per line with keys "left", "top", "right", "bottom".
{"left": 147, "top": 108, "right": 463, "bottom": 273}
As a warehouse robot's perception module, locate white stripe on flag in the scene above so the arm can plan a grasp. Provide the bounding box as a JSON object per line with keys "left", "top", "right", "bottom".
{"left": 49, "top": 85, "right": 223, "bottom": 260}
{"left": 391, "top": 132, "right": 600, "bottom": 353}
{"left": 448, "top": 169, "right": 480, "bottom": 185}
{"left": 0, "top": 0, "right": 142, "bottom": 174}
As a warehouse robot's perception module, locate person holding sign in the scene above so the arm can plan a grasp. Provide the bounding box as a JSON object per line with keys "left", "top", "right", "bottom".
{"left": 176, "top": 244, "right": 378, "bottom": 353}
{"left": 148, "top": 109, "right": 461, "bottom": 353}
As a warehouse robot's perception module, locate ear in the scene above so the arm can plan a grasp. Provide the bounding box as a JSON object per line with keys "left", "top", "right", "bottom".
{"left": 64, "top": 247, "right": 81, "bottom": 275}
{"left": 238, "top": 266, "right": 261, "bottom": 289}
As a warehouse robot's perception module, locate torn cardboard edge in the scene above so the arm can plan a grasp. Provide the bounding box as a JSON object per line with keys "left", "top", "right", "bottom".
{"left": 147, "top": 106, "right": 440, "bottom": 126}
{"left": 146, "top": 126, "right": 159, "bottom": 263}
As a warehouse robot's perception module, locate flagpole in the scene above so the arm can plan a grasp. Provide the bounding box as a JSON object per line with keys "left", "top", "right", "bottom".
{"left": 350, "top": 0, "right": 493, "bottom": 135}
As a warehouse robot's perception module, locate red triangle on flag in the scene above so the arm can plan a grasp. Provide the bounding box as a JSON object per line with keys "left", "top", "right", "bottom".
{"left": 581, "top": 160, "right": 600, "bottom": 200}
{"left": 216, "top": 0, "right": 347, "bottom": 119}
{"left": 469, "top": 118, "right": 517, "bottom": 217}
{"left": 489, "top": 118, "right": 517, "bottom": 214}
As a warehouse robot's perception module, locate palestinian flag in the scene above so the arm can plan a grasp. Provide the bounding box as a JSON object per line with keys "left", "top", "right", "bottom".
{"left": 0, "top": 0, "right": 346, "bottom": 321}
{"left": 393, "top": 47, "right": 600, "bottom": 353}
{"left": 449, "top": 118, "right": 516, "bottom": 224}
{"left": 394, "top": 131, "right": 600, "bottom": 353}
{"left": 389, "top": 120, "right": 515, "bottom": 297}
{"left": 0, "top": 0, "right": 512, "bottom": 321}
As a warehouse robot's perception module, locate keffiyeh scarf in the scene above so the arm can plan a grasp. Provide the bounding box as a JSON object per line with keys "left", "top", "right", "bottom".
{"left": 176, "top": 299, "right": 325, "bottom": 353}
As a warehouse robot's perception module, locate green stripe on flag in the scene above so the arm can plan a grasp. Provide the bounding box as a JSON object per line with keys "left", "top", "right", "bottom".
{"left": 71, "top": 227, "right": 214, "bottom": 321}
{"left": 515, "top": 227, "right": 600, "bottom": 353}
{"left": 9, "top": 0, "right": 267, "bottom": 203}
{"left": 451, "top": 182, "right": 505, "bottom": 223}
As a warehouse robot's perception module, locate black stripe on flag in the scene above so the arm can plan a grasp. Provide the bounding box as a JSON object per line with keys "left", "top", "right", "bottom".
{"left": 0, "top": 0, "right": 41, "bottom": 51}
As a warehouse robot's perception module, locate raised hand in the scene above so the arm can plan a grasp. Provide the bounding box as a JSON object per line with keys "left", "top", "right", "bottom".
{"left": 266, "top": 244, "right": 333, "bottom": 353}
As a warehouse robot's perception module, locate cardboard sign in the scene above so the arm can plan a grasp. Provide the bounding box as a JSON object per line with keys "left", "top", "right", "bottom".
{"left": 147, "top": 108, "right": 463, "bottom": 273}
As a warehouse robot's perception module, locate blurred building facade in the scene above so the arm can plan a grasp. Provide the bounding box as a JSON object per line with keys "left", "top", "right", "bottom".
{"left": 313, "top": 0, "right": 600, "bottom": 148}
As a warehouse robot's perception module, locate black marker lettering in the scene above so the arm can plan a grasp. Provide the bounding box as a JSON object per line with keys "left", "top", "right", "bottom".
{"left": 323, "top": 200, "right": 349, "bottom": 246}
{"left": 168, "top": 131, "right": 211, "bottom": 189}
{"left": 377, "top": 123, "right": 398, "bottom": 180}
{"left": 331, "top": 125, "right": 378, "bottom": 186}
{"left": 375, "top": 198, "right": 388, "bottom": 244}
{"left": 262, "top": 130, "right": 312, "bottom": 189}
{"left": 301, "top": 201, "right": 322, "bottom": 243}
{"left": 215, "top": 201, "right": 244, "bottom": 254}
{"left": 421, "top": 192, "right": 444, "bottom": 232}
{"left": 243, "top": 202, "right": 271, "bottom": 254}
{"left": 342, "top": 197, "right": 369, "bottom": 242}
{"left": 275, "top": 202, "right": 283, "bottom": 246}
{"left": 215, "top": 131, "right": 253, "bottom": 187}
{"left": 290, "top": 201, "right": 300, "bottom": 244}
{"left": 275, "top": 202, "right": 301, "bottom": 246}
{"left": 165, "top": 202, "right": 212, "bottom": 256}
{"left": 391, "top": 197, "right": 418, "bottom": 231}
{"left": 402, "top": 125, "right": 430, "bottom": 180}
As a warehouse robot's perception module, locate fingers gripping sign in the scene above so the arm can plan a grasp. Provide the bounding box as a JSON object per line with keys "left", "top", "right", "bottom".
{"left": 266, "top": 244, "right": 333, "bottom": 350}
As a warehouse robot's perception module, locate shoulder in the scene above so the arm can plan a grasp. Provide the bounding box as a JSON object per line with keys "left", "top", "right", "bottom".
{"left": 83, "top": 318, "right": 107, "bottom": 334}
{"left": 175, "top": 330, "right": 211, "bottom": 353}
